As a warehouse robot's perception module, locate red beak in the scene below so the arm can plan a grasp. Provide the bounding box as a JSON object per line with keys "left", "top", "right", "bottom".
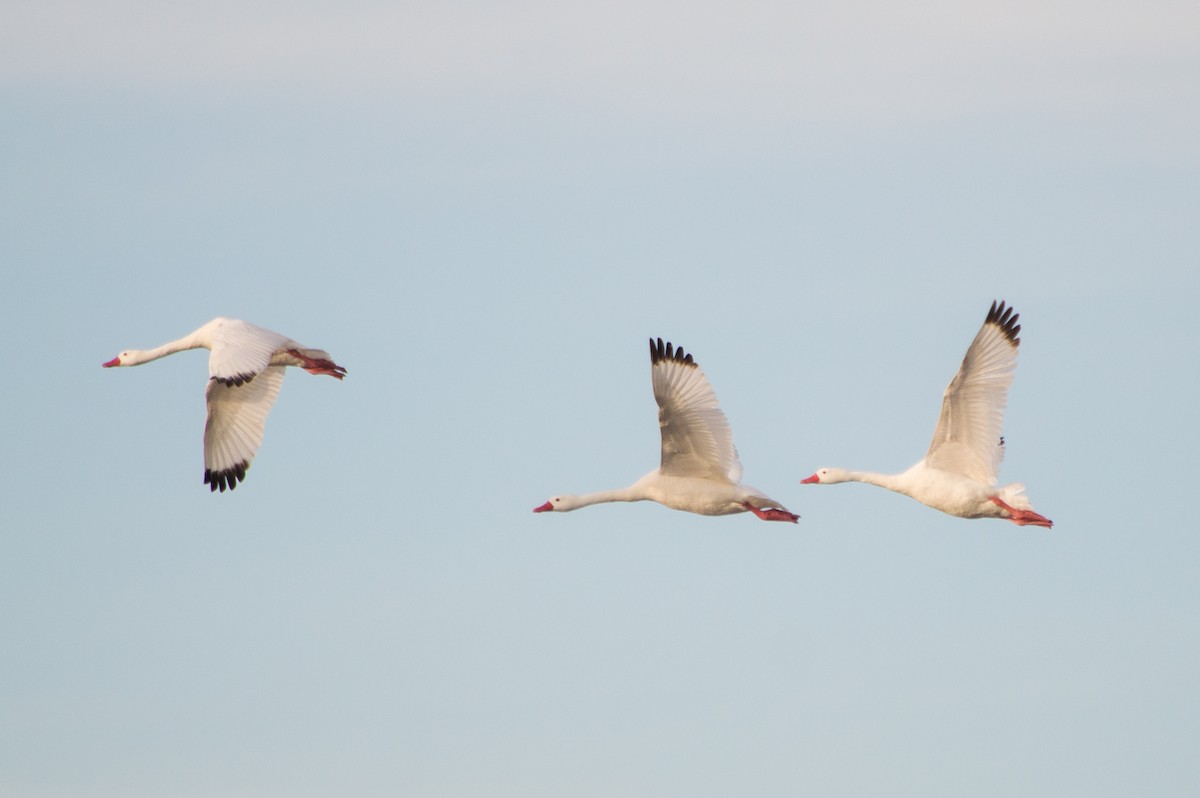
{"left": 800, "top": 474, "right": 820, "bottom": 484}
{"left": 533, "top": 501, "right": 553, "bottom": 513}
{"left": 102, "top": 357, "right": 120, "bottom": 368}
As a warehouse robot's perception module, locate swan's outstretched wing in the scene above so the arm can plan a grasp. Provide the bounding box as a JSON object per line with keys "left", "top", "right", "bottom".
{"left": 925, "top": 300, "right": 1021, "bottom": 485}
{"left": 650, "top": 338, "right": 742, "bottom": 484}
{"left": 203, "top": 365, "right": 287, "bottom": 491}
{"left": 205, "top": 318, "right": 293, "bottom": 386}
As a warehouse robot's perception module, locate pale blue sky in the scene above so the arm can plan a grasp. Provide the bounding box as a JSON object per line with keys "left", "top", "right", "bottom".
{"left": 2, "top": 2, "right": 1198, "bottom": 796}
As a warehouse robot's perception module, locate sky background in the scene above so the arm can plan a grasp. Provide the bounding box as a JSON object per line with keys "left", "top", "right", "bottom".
{"left": 2, "top": 1, "right": 1198, "bottom": 796}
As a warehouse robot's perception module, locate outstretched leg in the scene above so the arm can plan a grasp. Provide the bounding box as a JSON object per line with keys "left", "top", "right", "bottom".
{"left": 288, "top": 349, "right": 348, "bottom": 380}
{"left": 990, "top": 496, "right": 1054, "bottom": 528}
{"left": 742, "top": 502, "right": 800, "bottom": 523}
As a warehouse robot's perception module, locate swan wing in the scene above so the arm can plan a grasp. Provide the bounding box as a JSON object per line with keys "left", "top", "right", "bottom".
{"left": 204, "top": 318, "right": 293, "bottom": 385}
{"left": 650, "top": 338, "right": 742, "bottom": 484}
{"left": 203, "top": 365, "right": 286, "bottom": 491}
{"left": 925, "top": 300, "right": 1021, "bottom": 485}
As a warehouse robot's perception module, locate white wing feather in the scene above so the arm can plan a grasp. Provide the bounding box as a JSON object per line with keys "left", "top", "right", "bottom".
{"left": 205, "top": 318, "right": 293, "bottom": 382}
{"left": 651, "top": 340, "right": 743, "bottom": 484}
{"left": 925, "top": 303, "right": 1020, "bottom": 485}
{"left": 203, "top": 365, "right": 286, "bottom": 480}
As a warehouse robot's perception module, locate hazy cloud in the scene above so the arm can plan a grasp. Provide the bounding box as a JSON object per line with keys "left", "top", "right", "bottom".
{"left": 4, "top": 0, "right": 1197, "bottom": 121}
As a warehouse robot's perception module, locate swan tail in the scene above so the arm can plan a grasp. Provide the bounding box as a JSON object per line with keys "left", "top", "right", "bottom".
{"left": 998, "top": 483, "right": 1033, "bottom": 511}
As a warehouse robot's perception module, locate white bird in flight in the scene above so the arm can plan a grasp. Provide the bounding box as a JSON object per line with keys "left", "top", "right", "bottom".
{"left": 534, "top": 338, "right": 799, "bottom": 522}
{"left": 103, "top": 317, "right": 346, "bottom": 492}
{"left": 801, "top": 300, "right": 1052, "bottom": 528}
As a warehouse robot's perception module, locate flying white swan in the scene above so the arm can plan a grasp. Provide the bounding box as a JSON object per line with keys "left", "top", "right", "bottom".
{"left": 103, "top": 317, "right": 346, "bottom": 492}
{"left": 801, "top": 301, "right": 1053, "bottom": 528}
{"left": 534, "top": 338, "right": 798, "bottom": 522}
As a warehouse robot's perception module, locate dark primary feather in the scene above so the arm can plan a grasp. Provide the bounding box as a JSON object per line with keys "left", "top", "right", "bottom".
{"left": 986, "top": 300, "right": 1022, "bottom": 347}
{"left": 649, "top": 337, "right": 697, "bottom": 368}
{"left": 204, "top": 461, "right": 248, "bottom": 493}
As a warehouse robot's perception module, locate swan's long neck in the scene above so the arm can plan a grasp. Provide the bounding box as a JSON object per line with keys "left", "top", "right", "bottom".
{"left": 567, "top": 486, "right": 644, "bottom": 509}
{"left": 126, "top": 333, "right": 205, "bottom": 366}
{"left": 841, "top": 470, "right": 909, "bottom": 495}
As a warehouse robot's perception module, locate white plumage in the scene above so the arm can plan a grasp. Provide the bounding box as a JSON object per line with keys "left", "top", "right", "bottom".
{"left": 104, "top": 317, "right": 346, "bottom": 492}
{"left": 534, "top": 338, "right": 798, "bottom": 522}
{"left": 801, "top": 301, "right": 1053, "bottom": 528}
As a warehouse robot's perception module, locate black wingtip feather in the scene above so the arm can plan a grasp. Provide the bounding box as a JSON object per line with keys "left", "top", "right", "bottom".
{"left": 986, "top": 300, "right": 1021, "bottom": 347}
{"left": 649, "top": 337, "right": 697, "bottom": 368}
{"left": 204, "top": 461, "right": 249, "bottom": 493}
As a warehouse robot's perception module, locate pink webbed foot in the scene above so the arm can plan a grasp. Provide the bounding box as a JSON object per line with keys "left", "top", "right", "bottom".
{"left": 1010, "top": 509, "right": 1054, "bottom": 528}
{"left": 989, "top": 496, "right": 1054, "bottom": 529}
{"left": 289, "top": 349, "right": 348, "bottom": 380}
{"left": 742, "top": 502, "right": 800, "bottom": 523}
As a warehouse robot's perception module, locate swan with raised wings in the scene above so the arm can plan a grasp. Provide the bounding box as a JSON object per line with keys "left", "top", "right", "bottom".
{"left": 534, "top": 338, "right": 798, "bottom": 522}
{"left": 801, "top": 301, "right": 1053, "bottom": 528}
{"left": 103, "top": 317, "right": 346, "bottom": 492}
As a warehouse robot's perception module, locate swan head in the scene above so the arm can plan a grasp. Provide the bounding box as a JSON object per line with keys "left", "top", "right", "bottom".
{"left": 103, "top": 349, "right": 154, "bottom": 368}
{"left": 533, "top": 496, "right": 581, "bottom": 513}
{"left": 801, "top": 467, "right": 852, "bottom": 485}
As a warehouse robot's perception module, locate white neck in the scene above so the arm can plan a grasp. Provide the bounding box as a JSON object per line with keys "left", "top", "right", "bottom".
{"left": 849, "top": 470, "right": 904, "bottom": 490}
{"left": 123, "top": 333, "right": 205, "bottom": 366}
{"left": 827, "top": 468, "right": 910, "bottom": 495}
{"left": 562, "top": 486, "right": 643, "bottom": 510}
